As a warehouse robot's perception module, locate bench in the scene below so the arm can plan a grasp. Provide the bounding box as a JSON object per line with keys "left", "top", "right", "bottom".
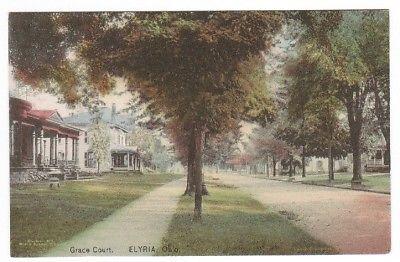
{"left": 49, "top": 177, "right": 60, "bottom": 188}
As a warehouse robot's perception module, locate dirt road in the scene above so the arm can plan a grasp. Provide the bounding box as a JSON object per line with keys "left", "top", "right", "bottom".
{"left": 207, "top": 172, "right": 390, "bottom": 254}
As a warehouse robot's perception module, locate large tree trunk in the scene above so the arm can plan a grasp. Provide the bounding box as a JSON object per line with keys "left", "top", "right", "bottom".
{"left": 183, "top": 155, "right": 195, "bottom": 196}
{"left": 183, "top": 129, "right": 195, "bottom": 196}
{"left": 300, "top": 114, "right": 306, "bottom": 178}
{"left": 272, "top": 155, "right": 276, "bottom": 177}
{"left": 288, "top": 155, "right": 293, "bottom": 177}
{"left": 352, "top": 140, "right": 362, "bottom": 182}
{"left": 384, "top": 136, "right": 390, "bottom": 166}
{"left": 193, "top": 124, "right": 205, "bottom": 221}
{"left": 328, "top": 145, "right": 334, "bottom": 181}
{"left": 343, "top": 86, "right": 366, "bottom": 184}
{"left": 301, "top": 146, "right": 306, "bottom": 177}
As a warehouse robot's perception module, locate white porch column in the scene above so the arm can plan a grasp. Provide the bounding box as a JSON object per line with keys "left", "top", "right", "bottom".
{"left": 49, "top": 136, "right": 54, "bottom": 165}
{"left": 75, "top": 138, "right": 79, "bottom": 165}
{"left": 55, "top": 134, "right": 58, "bottom": 165}
{"left": 32, "top": 129, "right": 36, "bottom": 166}
{"left": 39, "top": 128, "right": 44, "bottom": 166}
{"left": 65, "top": 136, "right": 69, "bottom": 162}
{"left": 71, "top": 139, "right": 75, "bottom": 162}
{"left": 124, "top": 153, "right": 128, "bottom": 167}
{"left": 53, "top": 137, "right": 57, "bottom": 164}
{"left": 17, "top": 121, "right": 23, "bottom": 164}
{"left": 10, "top": 122, "right": 14, "bottom": 156}
{"left": 43, "top": 140, "right": 47, "bottom": 165}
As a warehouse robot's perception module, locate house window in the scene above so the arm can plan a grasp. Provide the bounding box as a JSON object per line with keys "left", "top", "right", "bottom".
{"left": 316, "top": 160, "right": 323, "bottom": 172}
{"left": 84, "top": 151, "right": 96, "bottom": 168}
{"left": 375, "top": 150, "right": 382, "bottom": 160}
{"left": 84, "top": 132, "right": 88, "bottom": 144}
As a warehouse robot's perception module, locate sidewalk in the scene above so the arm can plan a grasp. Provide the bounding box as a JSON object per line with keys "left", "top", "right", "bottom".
{"left": 46, "top": 178, "right": 185, "bottom": 257}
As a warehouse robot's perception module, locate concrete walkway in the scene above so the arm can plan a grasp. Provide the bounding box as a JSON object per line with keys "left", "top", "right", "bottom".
{"left": 207, "top": 172, "right": 390, "bottom": 254}
{"left": 46, "top": 178, "right": 185, "bottom": 257}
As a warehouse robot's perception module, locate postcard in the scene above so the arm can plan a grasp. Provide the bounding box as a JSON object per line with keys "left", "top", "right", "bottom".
{"left": 7, "top": 8, "right": 392, "bottom": 258}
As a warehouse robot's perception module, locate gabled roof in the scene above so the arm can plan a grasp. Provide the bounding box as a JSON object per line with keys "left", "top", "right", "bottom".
{"left": 64, "top": 107, "right": 134, "bottom": 131}
{"left": 29, "top": 110, "right": 64, "bottom": 123}
{"left": 10, "top": 97, "right": 81, "bottom": 138}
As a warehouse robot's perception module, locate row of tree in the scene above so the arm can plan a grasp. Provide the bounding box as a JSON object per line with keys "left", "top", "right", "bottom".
{"left": 9, "top": 10, "right": 389, "bottom": 220}
{"left": 246, "top": 11, "right": 389, "bottom": 182}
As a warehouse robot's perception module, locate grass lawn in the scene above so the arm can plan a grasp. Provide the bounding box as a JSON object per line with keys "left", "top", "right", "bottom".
{"left": 10, "top": 172, "right": 183, "bottom": 257}
{"left": 301, "top": 173, "right": 390, "bottom": 193}
{"left": 158, "top": 183, "right": 336, "bottom": 256}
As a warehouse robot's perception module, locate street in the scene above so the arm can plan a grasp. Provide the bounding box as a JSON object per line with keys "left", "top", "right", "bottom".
{"left": 207, "top": 172, "right": 390, "bottom": 254}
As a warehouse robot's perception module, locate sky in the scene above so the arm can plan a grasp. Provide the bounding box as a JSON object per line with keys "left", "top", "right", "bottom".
{"left": 9, "top": 70, "right": 133, "bottom": 118}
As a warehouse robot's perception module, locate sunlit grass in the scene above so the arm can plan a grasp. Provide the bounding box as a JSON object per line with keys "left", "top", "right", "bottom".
{"left": 158, "top": 183, "right": 336, "bottom": 255}
{"left": 10, "top": 172, "right": 183, "bottom": 257}
{"left": 302, "top": 173, "right": 390, "bottom": 193}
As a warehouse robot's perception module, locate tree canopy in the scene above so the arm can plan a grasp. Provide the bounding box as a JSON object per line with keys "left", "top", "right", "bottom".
{"left": 9, "top": 10, "right": 389, "bottom": 216}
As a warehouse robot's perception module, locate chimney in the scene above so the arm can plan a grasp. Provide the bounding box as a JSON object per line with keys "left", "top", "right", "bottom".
{"left": 111, "top": 103, "right": 116, "bottom": 123}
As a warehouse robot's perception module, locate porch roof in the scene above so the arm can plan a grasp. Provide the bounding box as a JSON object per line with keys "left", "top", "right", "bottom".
{"left": 110, "top": 146, "right": 139, "bottom": 154}
{"left": 10, "top": 97, "right": 81, "bottom": 138}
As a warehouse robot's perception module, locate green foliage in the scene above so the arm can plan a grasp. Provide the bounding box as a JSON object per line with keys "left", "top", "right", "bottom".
{"left": 128, "top": 127, "right": 157, "bottom": 166}
{"left": 128, "top": 127, "right": 175, "bottom": 171}
{"left": 151, "top": 139, "right": 175, "bottom": 172}
{"left": 88, "top": 121, "right": 111, "bottom": 170}
{"left": 285, "top": 53, "right": 349, "bottom": 158}
{"left": 203, "top": 129, "right": 241, "bottom": 166}
{"left": 9, "top": 13, "right": 67, "bottom": 85}
{"left": 300, "top": 10, "right": 389, "bottom": 92}
{"left": 78, "top": 12, "right": 284, "bottom": 135}
{"left": 248, "top": 126, "right": 290, "bottom": 162}
{"left": 240, "top": 56, "right": 277, "bottom": 126}
{"left": 285, "top": 10, "right": 389, "bottom": 161}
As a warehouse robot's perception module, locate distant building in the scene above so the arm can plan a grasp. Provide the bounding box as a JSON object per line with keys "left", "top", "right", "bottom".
{"left": 225, "top": 154, "right": 253, "bottom": 173}
{"left": 305, "top": 136, "right": 389, "bottom": 174}
{"left": 305, "top": 157, "right": 348, "bottom": 174}
{"left": 223, "top": 139, "right": 389, "bottom": 176}
{"left": 64, "top": 104, "right": 141, "bottom": 172}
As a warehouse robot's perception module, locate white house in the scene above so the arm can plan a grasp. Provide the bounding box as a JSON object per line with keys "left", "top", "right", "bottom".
{"left": 305, "top": 157, "right": 348, "bottom": 174}
{"left": 64, "top": 104, "right": 141, "bottom": 172}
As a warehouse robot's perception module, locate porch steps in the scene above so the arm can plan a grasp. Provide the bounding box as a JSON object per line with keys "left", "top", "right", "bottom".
{"left": 77, "top": 173, "right": 97, "bottom": 180}
{"left": 64, "top": 171, "right": 97, "bottom": 181}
